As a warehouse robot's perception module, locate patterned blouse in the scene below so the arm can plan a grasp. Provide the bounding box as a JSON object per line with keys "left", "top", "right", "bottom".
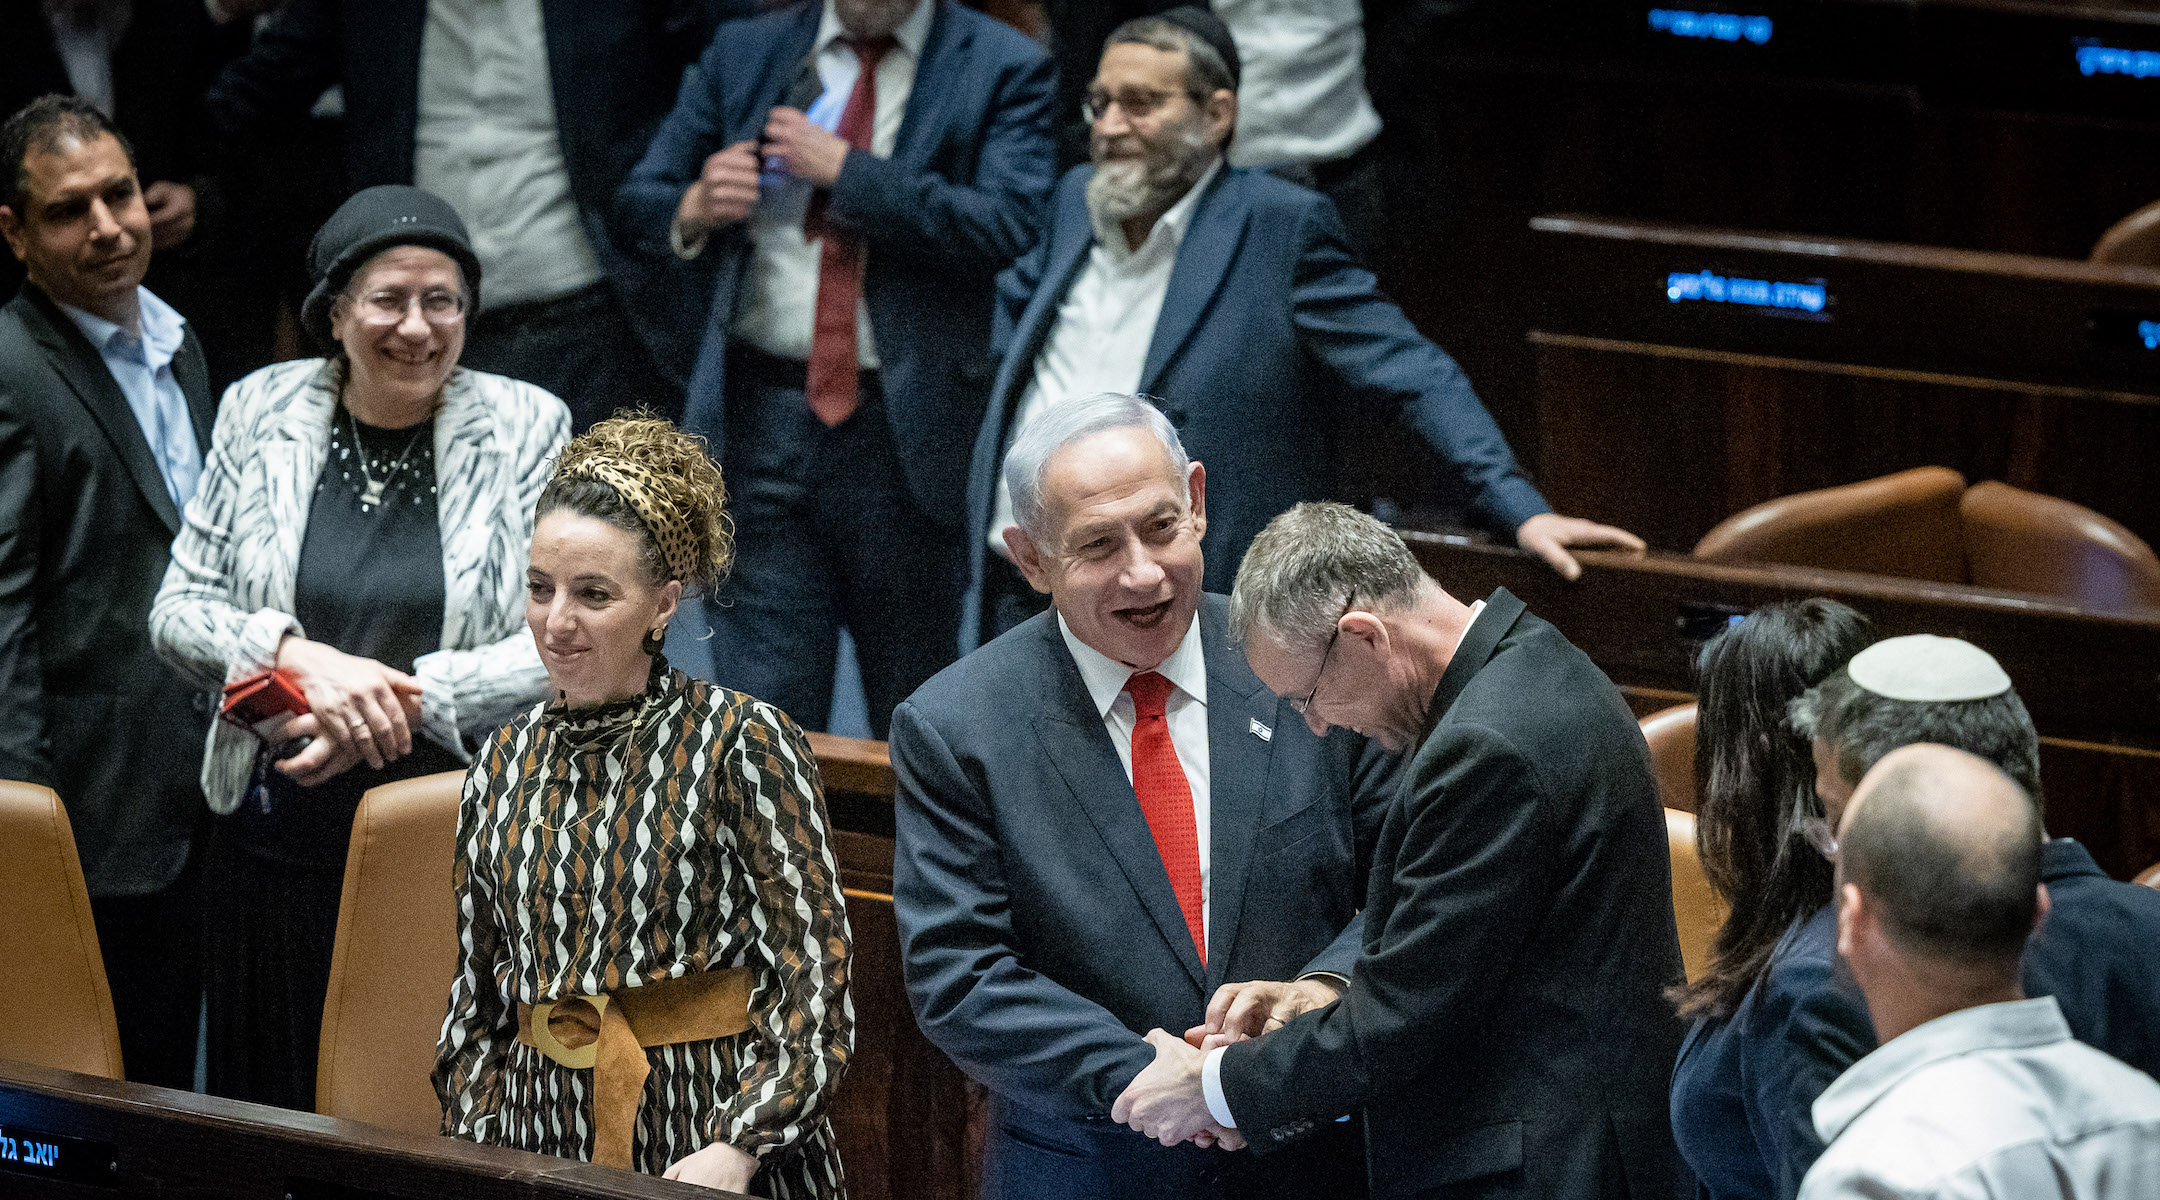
{"left": 434, "top": 658, "right": 853, "bottom": 1198}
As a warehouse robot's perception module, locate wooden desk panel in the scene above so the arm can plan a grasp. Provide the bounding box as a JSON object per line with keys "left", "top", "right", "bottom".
{"left": 0, "top": 1058, "right": 716, "bottom": 1199}
{"left": 1402, "top": 531, "right": 2160, "bottom": 878}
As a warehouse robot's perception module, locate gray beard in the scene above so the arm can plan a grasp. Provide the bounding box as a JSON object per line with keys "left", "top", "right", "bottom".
{"left": 1086, "top": 125, "right": 1217, "bottom": 246}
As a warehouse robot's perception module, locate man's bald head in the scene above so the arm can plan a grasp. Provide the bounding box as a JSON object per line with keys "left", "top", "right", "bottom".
{"left": 1839, "top": 743, "right": 2043, "bottom": 968}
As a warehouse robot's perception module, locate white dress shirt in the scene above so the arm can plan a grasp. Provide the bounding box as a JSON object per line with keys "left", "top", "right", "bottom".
{"left": 989, "top": 157, "right": 1223, "bottom": 553}
{"left": 1800, "top": 995, "right": 2160, "bottom": 1200}
{"left": 413, "top": 0, "right": 601, "bottom": 310}
{"left": 47, "top": 1, "right": 129, "bottom": 117}
{"left": 1057, "top": 611, "right": 1212, "bottom": 950}
{"left": 1201, "top": 598, "right": 1485, "bottom": 1128}
{"left": 1214, "top": 0, "right": 1381, "bottom": 168}
{"left": 730, "top": 0, "right": 933, "bottom": 367}
{"left": 60, "top": 287, "right": 202, "bottom": 510}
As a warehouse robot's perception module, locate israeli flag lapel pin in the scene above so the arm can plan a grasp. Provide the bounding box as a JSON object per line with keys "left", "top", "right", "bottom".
{"left": 1249, "top": 717, "right": 1273, "bottom": 742}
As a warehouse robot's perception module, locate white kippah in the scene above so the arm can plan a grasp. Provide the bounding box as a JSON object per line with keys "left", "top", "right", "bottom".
{"left": 1846, "top": 635, "right": 2011, "bottom": 702}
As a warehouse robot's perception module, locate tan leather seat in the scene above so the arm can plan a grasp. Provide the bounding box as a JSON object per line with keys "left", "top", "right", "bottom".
{"left": 1640, "top": 703, "right": 1699, "bottom": 815}
{"left": 0, "top": 781, "right": 124, "bottom": 1078}
{"left": 1962, "top": 481, "right": 2160, "bottom": 613}
{"left": 317, "top": 771, "right": 465, "bottom": 1134}
{"left": 2092, "top": 199, "right": 2160, "bottom": 268}
{"left": 1665, "top": 807, "right": 1726, "bottom": 985}
{"left": 2135, "top": 861, "right": 2160, "bottom": 891}
{"left": 1693, "top": 467, "right": 1969, "bottom": 582}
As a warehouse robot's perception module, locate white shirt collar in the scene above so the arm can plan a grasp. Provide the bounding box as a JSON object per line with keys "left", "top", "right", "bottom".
{"left": 59, "top": 285, "right": 186, "bottom": 364}
{"left": 1057, "top": 609, "right": 1209, "bottom": 719}
{"left": 817, "top": 0, "right": 934, "bottom": 59}
{"left": 1813, "top": 995, "right": 2072, "bottom": 1147}
{"left": 1093, "top": 155, "right": 1224, "bottom": 260}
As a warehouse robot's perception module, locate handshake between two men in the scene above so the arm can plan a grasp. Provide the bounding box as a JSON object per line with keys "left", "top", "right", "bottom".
{"left": 1110, "top": 978, "right": 1345, "bottom": 1151}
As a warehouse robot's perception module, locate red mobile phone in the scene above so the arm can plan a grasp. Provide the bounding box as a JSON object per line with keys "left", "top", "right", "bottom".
{"left": 221, "top": 669, "right": 311, "bottom": 741}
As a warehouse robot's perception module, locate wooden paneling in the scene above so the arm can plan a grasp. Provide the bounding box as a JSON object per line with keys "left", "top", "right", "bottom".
{"left": 1403, "top": 531, "right": 2160, "bottom": 879}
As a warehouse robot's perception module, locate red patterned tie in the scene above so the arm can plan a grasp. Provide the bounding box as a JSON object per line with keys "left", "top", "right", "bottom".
{"left": 804, "top": 36, "right": 895, "bottom": 427}
{"left": 1124, "top": 671, "right": 1205, "bottom": 964}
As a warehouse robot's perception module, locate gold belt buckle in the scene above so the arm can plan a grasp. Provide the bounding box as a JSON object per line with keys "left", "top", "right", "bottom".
{"left": 528, "top": 994, "right": 609, "bottom": 1069}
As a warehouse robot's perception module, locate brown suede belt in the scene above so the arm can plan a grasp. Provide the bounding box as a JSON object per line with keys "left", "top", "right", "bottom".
{"left": 516, "top": 966, "right": 753, "bottom": 1170}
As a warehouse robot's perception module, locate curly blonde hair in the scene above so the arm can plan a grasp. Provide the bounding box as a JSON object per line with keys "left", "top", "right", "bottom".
{"left": 537, "top": 414, "right": 734, "bottom": 596}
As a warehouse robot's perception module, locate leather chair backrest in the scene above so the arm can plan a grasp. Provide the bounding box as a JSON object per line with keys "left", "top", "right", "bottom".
{"left": 316, "top": 771, "right": 465, "bottom": 1134}
{"left": 1961, "top": 481, "right": 2160, "bottom": 614}
{"left": 0, "top": 781, "right": 123, "bottom": 1079}
{"left": 2135, "top": 861, "right": 2160, "bottom": 891}
{"left": 1693, "top": 466, "right": 1969, "bottom": 583}
{"left": 2092, "top": 199, "right": 2160, "bottom": 268}
{"left": 1639, "top": 703, "right": 1700, "bottom": 815}
{"left": 1665, "top": 807, "right": 1727, "bottom": 985}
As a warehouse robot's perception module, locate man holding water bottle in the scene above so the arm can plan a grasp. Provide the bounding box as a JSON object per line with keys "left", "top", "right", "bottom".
{"left": 616, "top": 0, "right": 1058, "bottom": 736}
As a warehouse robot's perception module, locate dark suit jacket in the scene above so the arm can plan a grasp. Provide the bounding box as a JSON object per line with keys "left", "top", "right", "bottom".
{"left": 0, "top": 284, "right": 212, "bottom": 897}
{"left": 0, "top": 0, "right": 238, "bottom": 303}
{"left": 966, "top": 166, "right": 1548, "bottom": 636}
{"left": 1218, "top": 589, "right": 1687, "bottom": 1200}
{"left": 2023, "top": 838, "right": 2160, "bottom": 1081}
{"left": 201, "top": 0, "right": 712, "bottom": 382}
{"left": 614, "top": 0, "right": 1059, "bottom": 520}
{"left": 892, "top": 594, "right": 1395, "bottom": 1199}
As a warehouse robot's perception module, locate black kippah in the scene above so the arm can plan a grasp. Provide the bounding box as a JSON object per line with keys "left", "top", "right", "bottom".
{"left": 1153, "top": 6, "right": 1240, "bottom": 92}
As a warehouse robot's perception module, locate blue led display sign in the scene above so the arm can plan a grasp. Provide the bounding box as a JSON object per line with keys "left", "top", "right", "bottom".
{"left": 1666, "top": 270, "right": 1828, "bottom": 315}
{"left": 2075, "top": 40, "right": 2160, "bottom": 78}
{"left": 1648, "top": 9, "right": 1773, "bottom": 45}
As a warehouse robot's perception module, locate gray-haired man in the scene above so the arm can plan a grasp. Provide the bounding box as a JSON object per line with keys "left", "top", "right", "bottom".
{"left": 893, "top": 394, "right": 1397, "bottom": 1200}
{"left": 1114, "top": 501, "right": 1686, "bottom": 1199}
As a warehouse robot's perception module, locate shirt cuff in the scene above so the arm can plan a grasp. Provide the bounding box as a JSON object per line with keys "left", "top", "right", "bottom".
{"left": 1202, "top": 1046, "right": 1236, "bottom": 1129}
{"left": 669, "top": 219, "right": 708, "bottom": 261}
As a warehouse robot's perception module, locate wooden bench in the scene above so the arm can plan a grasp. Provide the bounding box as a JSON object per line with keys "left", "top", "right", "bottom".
{"left": 808, "top": 734, "right": 981, "bottom": 1200}
{"left": 1521, "top": 214, "right": 2160, "bottom": 551}
{"left": 1401, "top": 530, "right": 2160, "bottom": 881}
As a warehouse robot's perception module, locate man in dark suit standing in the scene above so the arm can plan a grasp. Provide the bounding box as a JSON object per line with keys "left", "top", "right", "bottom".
{"left": 968, "top": 9, "right": 1640, "bottom": 645}
{"left": 892, "top": 393, "right": 1395, "bottom": 1199}
{"left": 202, "top": 0, "right": 715, "bottom": 426}
{"left": 616, "top": 0, "right": 1057, "bottom": 737}
{"left": 1114, "top": 501, "right": 1686, "bottom": 1199}
{"left": 0, "top": 96, "right": 213, "bottom": 1091}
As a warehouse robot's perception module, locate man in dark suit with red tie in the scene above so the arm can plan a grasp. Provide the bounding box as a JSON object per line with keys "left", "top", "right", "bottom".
{"left": 616, "top": 0, "right": 1058, "bottom": 737}
{"left": 891, "top": 392, "right": 1397, "bottom": 1199}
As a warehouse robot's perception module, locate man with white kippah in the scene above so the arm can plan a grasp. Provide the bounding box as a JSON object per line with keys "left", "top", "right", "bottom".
{"left": 1798, "top": 743, "right": 2160, "bottom": 1200}
{"left": 1791, "top": 633, "right": 2160, "bottom": 1082}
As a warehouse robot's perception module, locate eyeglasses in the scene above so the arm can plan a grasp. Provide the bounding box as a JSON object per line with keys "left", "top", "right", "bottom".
{"left": 1287, "top": 599, "right": 1356, "bottom": 716}
{"left": 1081, "top": 86, "right": 1188, "bottom": 124}
{"left": 347, "top": 287, "right": 467, "bottom": 327}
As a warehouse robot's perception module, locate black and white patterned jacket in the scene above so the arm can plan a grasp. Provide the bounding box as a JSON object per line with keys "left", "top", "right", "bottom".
{"left": 150, "top": 359, "right": 571, "bottom": 815}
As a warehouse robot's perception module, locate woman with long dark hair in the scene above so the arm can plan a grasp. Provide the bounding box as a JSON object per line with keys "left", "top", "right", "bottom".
{"left": 1669, "top": 599, "right": 1877, "bottom": 1200}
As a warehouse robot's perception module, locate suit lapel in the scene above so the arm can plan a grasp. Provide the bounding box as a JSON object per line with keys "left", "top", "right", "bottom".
{"left": 258, "top": 369, "right": 337, "bottom": 616}
{"left": 1142, "top": 170, "right": 1248, "bottom": 395}
{"left": 1424, "top": 588, "right": 1527, "bottom": 734}
{"left": 177, "top": 327, "right": 214, "bottom": 450}
{"left": 432, "top": 372, "right": 498, "bottom": 653}
{"left": 19, "top": 289, "right": 181, "bottom": 534}
{"left": 1031, "top": 620, "right": 1209, "bottom": 991}
{"left": 1196, "top": 602, "right": 1278, "bottom": 991}
{"left": 892, "top": 0, "right": 960, "bottom": 166}
{"left": 997, "top": 212, "right": 1094, "bottom": 420}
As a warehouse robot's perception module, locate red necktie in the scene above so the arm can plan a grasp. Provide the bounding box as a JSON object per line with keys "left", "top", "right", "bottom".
{"left": 1125, "top": 671, "right": 1205, "bottom": 964}
{"left": 804, "top": 36, "right": 895, "bottom": 427}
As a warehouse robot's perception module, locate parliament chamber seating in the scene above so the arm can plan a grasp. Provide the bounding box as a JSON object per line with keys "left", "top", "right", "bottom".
{"left": 2093, "top": 200, "right": 2160, "bottom": 269}
{"left": 0, "top": 781, "right": 124, "bottom": 1082}
{"left": 1639, "top": 702, "right": 1699, "bottom": 819}
{"left": 1403, "top": 529, "right": 2160, "bottom": 882}
{"left": 1692, "top": 470, "right": 2160, "bottom": 612}
{"left": 316, "top": 771, "right": 465, "bottom": 1134}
